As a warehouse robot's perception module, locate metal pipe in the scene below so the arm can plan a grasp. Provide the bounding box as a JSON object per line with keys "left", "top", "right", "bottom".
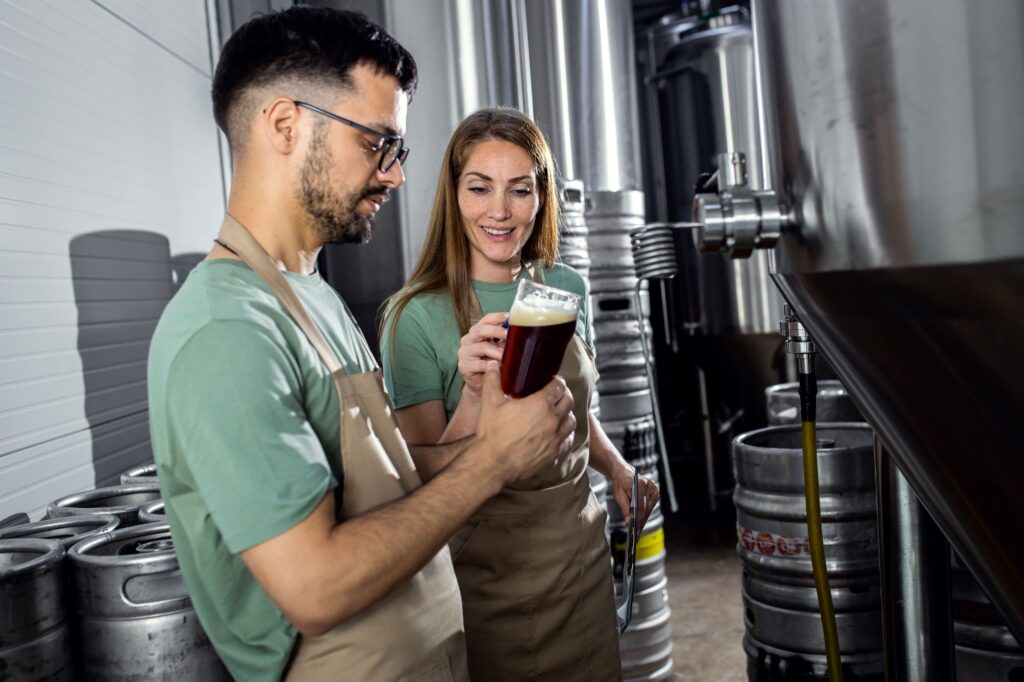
{"left": 875, "top": 437, "right": 956, "bottom": 682}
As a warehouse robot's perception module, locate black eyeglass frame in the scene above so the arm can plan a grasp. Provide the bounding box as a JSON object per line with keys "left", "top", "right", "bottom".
{"left": 294, "top": 100, "right": 410, "bottom": 173}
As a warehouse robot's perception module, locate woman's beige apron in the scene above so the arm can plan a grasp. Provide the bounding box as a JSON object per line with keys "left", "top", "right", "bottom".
{"left": 217, "top": 216, "right": 469, "bottom": 682}
{"left": 449, "top": 266, "right": 622, "bottom": 681}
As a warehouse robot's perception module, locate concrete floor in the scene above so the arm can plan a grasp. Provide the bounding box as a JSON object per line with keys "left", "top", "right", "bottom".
{"left": 662, "top": 511, "right": 748, "bottom": 681}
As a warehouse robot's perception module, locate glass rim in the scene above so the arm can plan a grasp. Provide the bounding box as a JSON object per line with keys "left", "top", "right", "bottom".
{"left": 515, "top": 278, "right": 582, "bottom": 307}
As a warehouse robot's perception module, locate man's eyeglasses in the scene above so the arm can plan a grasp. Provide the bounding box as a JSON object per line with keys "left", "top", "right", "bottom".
{"left": 294, "top": 101, "right": 410, "bottom": 173}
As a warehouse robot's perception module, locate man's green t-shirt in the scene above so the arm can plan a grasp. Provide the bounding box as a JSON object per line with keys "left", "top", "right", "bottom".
{"left": 381, "top": 262, "right": 594, "bottom": 417}
{"left": 147, "top": 259, "right": 375, "bottom": 682}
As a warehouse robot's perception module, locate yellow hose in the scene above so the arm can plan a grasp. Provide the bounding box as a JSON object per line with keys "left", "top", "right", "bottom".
{"left": 802, "top": 420, "right": 844, "bottom": 682}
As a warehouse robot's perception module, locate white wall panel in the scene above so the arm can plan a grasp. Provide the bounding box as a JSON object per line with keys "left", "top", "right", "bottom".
{"left": 0, "top": 0, "right": 225, "bottom": 520}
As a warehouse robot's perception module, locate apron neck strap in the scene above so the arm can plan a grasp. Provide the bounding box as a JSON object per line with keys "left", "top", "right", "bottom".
{"left": 217, "top": 214, "right": 346, "bottom": 376}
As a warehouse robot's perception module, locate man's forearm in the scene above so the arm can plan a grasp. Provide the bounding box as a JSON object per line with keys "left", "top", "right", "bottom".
{"left": 303, "top": 441, "right": 500, "bottom": 632}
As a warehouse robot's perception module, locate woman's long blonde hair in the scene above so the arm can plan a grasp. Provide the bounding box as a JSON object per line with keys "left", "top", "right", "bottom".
{"left": 380, "top": 107, "right": 560, "bottom": 349}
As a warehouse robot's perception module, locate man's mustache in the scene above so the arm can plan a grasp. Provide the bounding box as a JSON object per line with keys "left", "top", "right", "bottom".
{"left": 361, "top": 186, "right": 390, "bottom": 204}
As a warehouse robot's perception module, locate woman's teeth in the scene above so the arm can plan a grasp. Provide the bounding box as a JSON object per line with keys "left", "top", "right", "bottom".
{"left": 482, "top": 227, "right": 513, "bottom": 236}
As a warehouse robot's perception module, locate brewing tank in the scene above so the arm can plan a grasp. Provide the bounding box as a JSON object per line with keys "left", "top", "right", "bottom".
{"left": 751, "top": 0, "right": 1024, "bottom": 639}
{"left": 643, "top": 8, "right": 782, "bottom": 335}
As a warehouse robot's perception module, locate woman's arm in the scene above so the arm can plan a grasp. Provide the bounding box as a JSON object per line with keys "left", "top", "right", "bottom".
{"left": 588, "top": 413, "right": 660, "bottom": 529}
{"left": 395, "top": 398, "right": 480, "bottom": 480}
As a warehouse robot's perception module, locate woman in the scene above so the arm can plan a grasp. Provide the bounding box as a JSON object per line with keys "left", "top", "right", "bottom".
{"left": 380, "top": 107, "right": 659, "bottom": 681}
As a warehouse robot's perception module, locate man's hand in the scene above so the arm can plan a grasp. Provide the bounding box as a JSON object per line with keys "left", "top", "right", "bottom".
{"left": 472, "top": 369, "right": 575, "bottom": 488}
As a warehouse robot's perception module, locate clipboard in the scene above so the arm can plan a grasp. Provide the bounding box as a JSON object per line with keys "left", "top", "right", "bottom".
{"left": 616, "top": 470, "right": 639, "bottom": 633}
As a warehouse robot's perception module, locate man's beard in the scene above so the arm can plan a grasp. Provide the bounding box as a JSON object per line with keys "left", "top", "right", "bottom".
{"left": 299, "top": 125, "right": 387, "bottom": 245}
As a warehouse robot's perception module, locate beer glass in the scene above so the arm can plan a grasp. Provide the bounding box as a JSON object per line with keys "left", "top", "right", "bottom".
{"left": 500, "top": 279, "right": 581, "bottom": 398}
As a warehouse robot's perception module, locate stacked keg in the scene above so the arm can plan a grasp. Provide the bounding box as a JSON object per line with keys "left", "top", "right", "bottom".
{"left": 1, "top": 463, "right": 230, "bottom": 680}
{"left": 47, "top": 483, "right": 162, "bottom": 526}
{"left": 559, "top": 180, "right": 591, "bottom": 281}
{"left": 69, "top": 522, "right": 230, "bottom": 680}
{"left": 0, "top": 539, "right": 74, "bottom": 680}
{"left": 587, "top": 190, "right": 656, "bottom": 451}
{"left": 586, "top": 189, "right": 673, "bottom": 681}
{"left": 734, "top": 383, "right": 883, "bottom": 680}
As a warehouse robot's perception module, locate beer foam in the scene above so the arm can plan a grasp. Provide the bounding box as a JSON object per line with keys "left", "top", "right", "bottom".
{"left": 508, "top": 295, "right": 577, "bottom": 327}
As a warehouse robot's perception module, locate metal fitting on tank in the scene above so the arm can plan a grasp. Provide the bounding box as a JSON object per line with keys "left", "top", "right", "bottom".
{"left": 780, "top": 303, "right": 815, "bottom": 375}
{"left": 780, "top": 304, "right": 817, "bottom": 422}
{"left": 692, "top": 151, "right": 790, "bottom": 258}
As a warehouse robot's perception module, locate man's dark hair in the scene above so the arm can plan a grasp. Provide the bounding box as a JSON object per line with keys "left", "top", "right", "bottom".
{"left": 212, "top": 6, "right": 417, "bottom": 151}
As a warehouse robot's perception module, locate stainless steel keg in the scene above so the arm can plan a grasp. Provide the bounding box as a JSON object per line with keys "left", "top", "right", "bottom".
{"left": 733, "top": 423, "right": 882, "bottom": 679}
{"left": 120, "top": 462, "right": 158, "bottom": 486}
{"left": 47, "top": 483, "right": 162, "bottom": 526}
{"left": 137, "top": 500, "right": 166, "bottom": 525}
{"left": 610, "top": 508, "right": 674, "bottom": 682}
{"left": 559, "top": 180, "right": 591, "bottom": 279}
{"left": 68, "top": 522, "right": 230, "bottom": 680}
{"left": 0, "top": 514, "right": 119, "bottom": 549}
{"left": 586, "top": 190, "right": 645, "bottom": 294}
{"left": 0, "top": 538, "right": 74, "bottom": 681}
{"left": 765, "top": 381, "right": 863, "bottom": 426}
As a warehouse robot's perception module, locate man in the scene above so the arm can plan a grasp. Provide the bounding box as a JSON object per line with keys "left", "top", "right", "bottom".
{"left": 147, "top": 8, "right": 576, "bottom": 681}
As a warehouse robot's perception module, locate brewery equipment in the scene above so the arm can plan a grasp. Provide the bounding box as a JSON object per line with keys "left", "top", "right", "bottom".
{"left": 733, "top": 423, "right": 882, "bottom": 679}
{"left": 47, "top": 484, "right": 162, "bottom": 526}
{"left": 120, "top": 463, "right": 158, "bottom": 486}
{"left": 639, "top": 5, "right": 786, "bottom": 512}
{"left": 681, "top": 0, "right": 1024, "bottom": 671}
{"left": 68, "top": 522, "right": 230, "bottom": 680}
{"left": 0, "top": 538, "right": 74, "bottom": 681}
{"left": 0, "top": 514, "right": 120, "bottom": 549}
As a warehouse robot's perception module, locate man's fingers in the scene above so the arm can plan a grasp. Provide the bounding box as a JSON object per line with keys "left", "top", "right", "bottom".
{"left": 480, "top": 367, "right": 504, "bottom": 404}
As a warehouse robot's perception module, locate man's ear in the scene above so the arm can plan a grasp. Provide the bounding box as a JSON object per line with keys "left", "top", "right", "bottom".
{"left": 261, "top": 97, "right": 302, "bottom": 155}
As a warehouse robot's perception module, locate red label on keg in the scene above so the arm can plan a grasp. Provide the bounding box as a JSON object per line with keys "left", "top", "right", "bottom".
{"left": 755, "top": 532, "right": 777, "bottom": 555}
{"left": 740, "top": 526, "right": 756, "bottom": 551}
{"left": 776, "top": 536, "right": 804, "bottom": 556}
{"left": 738, "top": 525, "right": 811, "bottom": 557}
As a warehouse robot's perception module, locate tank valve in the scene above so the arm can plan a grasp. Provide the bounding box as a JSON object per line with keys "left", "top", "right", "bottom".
{"left": 780, "top": 303, "right": 816, "bottom": 377}
{"left": 692, "top": 151, "right": 790, "bottom": 258}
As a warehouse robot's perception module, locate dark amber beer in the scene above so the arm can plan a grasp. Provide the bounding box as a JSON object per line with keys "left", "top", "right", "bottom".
{"left": 500, "top": 280, "right": 580, "bottom": 398}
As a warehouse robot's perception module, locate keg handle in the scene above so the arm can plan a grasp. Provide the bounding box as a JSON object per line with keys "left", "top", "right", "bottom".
{"left": 0, "top": 512, "right": 29, "bottom": 529}
{"left": 121, "top": 567, "right": 193, "bottom": 610}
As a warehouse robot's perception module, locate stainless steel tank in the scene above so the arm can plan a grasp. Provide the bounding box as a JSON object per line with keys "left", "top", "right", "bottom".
{"left": 524, "top": 0, "right": 643, "bottom": 192}
{"left": 68, "top": 522, "right": 230, "bottom": 681}
{"left": 0, "top": 538, "right": 73, "bottom": 681}
{"left": 751, "top": 0, "right": 1024, "bottom": 640}
{"left": 47, "top": 484, "right": 162, "bottom": 526}
{"left": 733, "top": 423, "right": 882, "bottom": 679}
{"left": 643, "top": 7, "right": 782, "bottom": 336}
{"left": 0, "top": 514, "right": 120, "bottom": 549}
{"left": 120, "top": 463, "right": 158, "bottom": 486}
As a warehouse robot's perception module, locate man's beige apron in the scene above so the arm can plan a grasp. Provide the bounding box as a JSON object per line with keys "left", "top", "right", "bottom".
{"left": 217, "top": 216, "right": 469, "bottom": 682}
{"left": 449, "top": 266, "right": 622, "bottom": 681}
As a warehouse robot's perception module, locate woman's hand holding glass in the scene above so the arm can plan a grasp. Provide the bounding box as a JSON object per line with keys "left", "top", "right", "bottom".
{"left": 611, "top": 464, "right": 660, "bottom": 531}
{"left": 458, "top": 312, "right": 508, "bottom": 398}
